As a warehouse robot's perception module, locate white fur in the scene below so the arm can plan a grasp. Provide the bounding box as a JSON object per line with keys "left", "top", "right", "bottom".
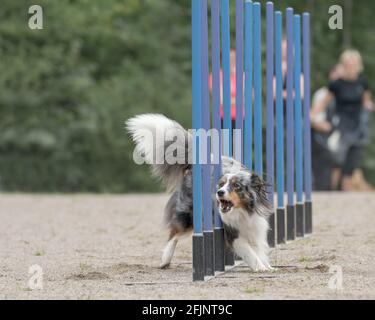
{"left": 217, "top": 174, "right": 234, "bottom": 201}
{"left": 220, "top": 207, "right": 272, "bottom": 271}
{"left": 126, "top": 113, "right": 183, "bottom": 164}
{"left": 160, "top": 232, "right": 192, "bottom": 268}
{"left": 126, "top": 113, "right": 192, "bottom": 191}
{"left": 232, "top": 238, "right": 267, "bottom": 271}
{"left": 160, "top": 236, "right": 178, "bottom": 269}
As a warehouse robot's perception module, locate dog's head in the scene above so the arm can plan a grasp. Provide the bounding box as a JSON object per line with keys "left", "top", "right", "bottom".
{"left": 216, "top": 171, "right": 271, "bottom": 216}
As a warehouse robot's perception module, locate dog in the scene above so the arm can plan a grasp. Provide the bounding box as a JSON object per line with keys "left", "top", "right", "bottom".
{"left": 126, "top": 113, "right": 273, "bottom": 271}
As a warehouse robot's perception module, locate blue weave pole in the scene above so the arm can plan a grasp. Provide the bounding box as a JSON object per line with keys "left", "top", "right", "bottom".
{"left": 244, "top": 0, "right": 253, "bottom": 171}
{"left": 253, "top": 2, "right": 262, "bottom": 176}
{"left": 201, "top": 0, "right": 214, "bottom": 275}
{"left": 211, "top": 0, "right": 225, "bottom": 272}
{"left": 235, "top": 0, "right": 244, "bottom": 162}
{"left": 266, "top": 2, "right": 275, "bottom": 248}
{"left": 192, "top": 0, "right": 204, "bottom": 281}
{"left": 286, "top": 7, "right": 295, "bottom": 241}
{"left": 212, "top": 0, "right": 222, "bottom": 228}
{"left": 221, "top": 0, "right": 232, "bottom": 157}
{"left": 294, "top": 15, "right": 303, "bottom": 205}
{"left": 221, "top": 0, "right": 235, "bottom": 266}
{"left": 294, "top": 14, "right": 305, "bottom": 238}
{"left": 275, "top": 11, "right": 286, "bottom": 244}
{"left": 303, "top": 12, "right": 313, "bottom": 234}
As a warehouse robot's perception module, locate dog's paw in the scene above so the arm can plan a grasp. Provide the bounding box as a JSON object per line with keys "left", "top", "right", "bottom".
{"left": 251, "top": 262, "right": 278, "bottom": 272}
{"left": 253, "top": 268, "right": 267, "bottom": 273}
{"left": 252, "top": 263, "right": 268, "bottom": 272}
{"left": 159, "top": 262, "right": 170, "bottom": 269}
{"left": 265, "top": 265, "right": 278, "bottom": 272}
{"left": 159, "top": 263, "right": 170, "bottom": 269}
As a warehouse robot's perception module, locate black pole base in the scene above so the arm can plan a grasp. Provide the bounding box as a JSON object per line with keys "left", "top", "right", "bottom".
{"left": 214, "top": 227, "right": 225, "bottom": 272}
{"left": 305, "top": 201, "right": 313, "bottom": 234}
{"left": 224, "top": 226, "right": 235, "bottom": 266}
{"left": 225, "top": 250, "right": 235, "bottom": 266}
{"left": 276, "top": 207, "right": 286, "bottom": 244}
{"left": 203, "top": 231, "right": 214, "bottom": 276}
{"left": 286, "top": 204, "right": 296, "bottom": 241}
{"left": 192, "top": 234, "right": 205, "bottom": 281}
{"left": 224, "top": 237, "right": 235, "bottom": 266}
{"left": 296, "top": 202, "right": 305, "bottom": 238}
{"left": 267, "top": 212, "right": 276, "bottom": 248}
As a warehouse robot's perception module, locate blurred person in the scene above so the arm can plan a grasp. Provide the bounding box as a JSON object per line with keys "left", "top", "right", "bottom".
{"left": 271, "top": 38, "right": 306, "bottom": 192}
{"left": 310, "top": 64, "right": 343, "bottom": 190}
{"left": 209, "top": 49, "right": 238, "bottom": 130}
{"left": 273, "top": 38, "right": 305, "bottom": 128}
{"left": 311, "top": 50, "right": 374, "bottom": 191}
{"left": 276, "top": 38, "right": 305, "bottom": 102}
{"left": 351, "top": 169, "right": 374, "bottom": 191}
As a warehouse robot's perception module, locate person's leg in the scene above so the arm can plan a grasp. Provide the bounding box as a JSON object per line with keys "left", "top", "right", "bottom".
{"left": 331, "top": 168, "right": 342, "bottom": 191}
{"left": 341, "top": 146, "right": 363, "bottom": 191}
{"left": 312, "top": 136, "right": 334, "bottom": 191}
{"left": 352, "top": 169, "right": 374, "bottom": 191}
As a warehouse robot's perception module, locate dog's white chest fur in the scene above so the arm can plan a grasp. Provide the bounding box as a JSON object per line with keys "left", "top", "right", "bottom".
{"left": 220, "top": 208, "right": 271, "bottom": 271}
{"left": 221, "top": 208, "right": 267, "bottom": 245}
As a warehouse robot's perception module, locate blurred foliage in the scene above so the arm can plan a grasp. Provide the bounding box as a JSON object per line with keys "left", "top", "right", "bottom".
{"left": 0, "top": 0, "right": 374, "bottom": 192}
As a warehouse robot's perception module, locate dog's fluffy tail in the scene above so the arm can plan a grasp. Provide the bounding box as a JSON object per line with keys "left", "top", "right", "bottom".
{"left": 126, "top": 114, "right": 192, "bottom": 192}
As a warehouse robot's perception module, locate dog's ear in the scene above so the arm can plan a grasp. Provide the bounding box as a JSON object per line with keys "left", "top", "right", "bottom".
{"left": 249, "top": 174, "right": 262, "bottom": 191}
{"left": 249, "top": 174, "right": 272, "bottom": 214}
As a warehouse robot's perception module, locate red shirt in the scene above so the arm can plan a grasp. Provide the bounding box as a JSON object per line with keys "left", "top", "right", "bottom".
{"left": 209, "top": 71, "right": 237, "bottom": 120}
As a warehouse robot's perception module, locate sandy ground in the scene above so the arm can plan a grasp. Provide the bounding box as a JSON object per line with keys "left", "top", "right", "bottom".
{"left": 0, "top": 192, "right": 374, "bottom": 300}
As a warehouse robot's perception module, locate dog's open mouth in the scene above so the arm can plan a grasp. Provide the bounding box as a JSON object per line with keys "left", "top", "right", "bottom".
{"left": 219, "top": 199, "right": 233, "bottom": 213}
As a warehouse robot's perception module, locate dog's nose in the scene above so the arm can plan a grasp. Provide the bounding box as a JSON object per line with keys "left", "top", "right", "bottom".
{"left": 217, "top": 190, "right": 225, "bottom": 197}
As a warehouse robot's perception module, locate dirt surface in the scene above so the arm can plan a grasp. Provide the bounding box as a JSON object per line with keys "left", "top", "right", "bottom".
{"left": 0, "top": 192, "right": 374, "bottom": 300}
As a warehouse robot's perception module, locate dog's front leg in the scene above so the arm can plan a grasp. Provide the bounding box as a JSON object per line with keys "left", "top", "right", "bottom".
{"left": 253, "top": 244, "right": 274, "bottom": 270}
{"left": 160, "top": 236, "right": 178, "bottom": 269}
{"left": 232, "top": 238, "right": 267, "bottom": 272}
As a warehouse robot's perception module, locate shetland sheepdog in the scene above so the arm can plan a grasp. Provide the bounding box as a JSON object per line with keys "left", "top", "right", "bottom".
{"left": 126, "top": 114, "right": 273, "bottom": 271}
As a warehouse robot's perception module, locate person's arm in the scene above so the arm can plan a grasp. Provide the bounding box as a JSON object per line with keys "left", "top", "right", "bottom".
{"left": 279, "top": 75, "right": 304, "bottom": 100}
{"left": 282, "top": 88, "right": 288, "bottom": 100}
{"left": 311, "top": 90, "right": 333, "bottom": 116}
{"left": 359, "top": 76, "right": 374, "bottom": 112}
{"left": 310, "top": 89, "right": 334, "bottom": 133}
{"left": 363, "top": 90, "right": 374, "bottom": 112}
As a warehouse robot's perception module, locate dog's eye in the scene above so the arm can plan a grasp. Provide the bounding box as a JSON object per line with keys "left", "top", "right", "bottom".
{"left": 218, "top": 181, "right": 225, "bottom": 188}
{"left": 232, "top": 183, "right": 241, "bottom": 190}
